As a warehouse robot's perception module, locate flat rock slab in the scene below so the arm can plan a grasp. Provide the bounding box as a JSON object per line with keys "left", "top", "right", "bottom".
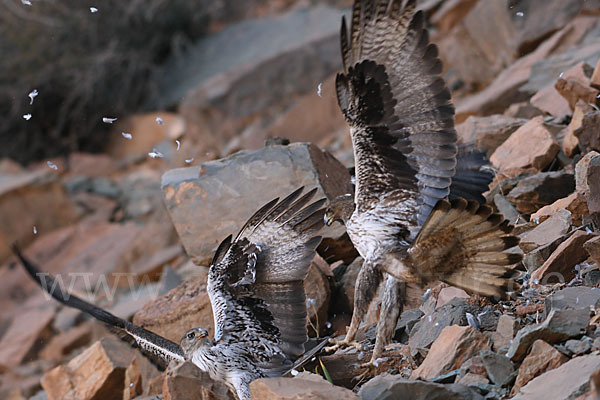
{"left": 512, "top": 354, "right": 600, "bottom": 400}
{"left": 41, "top": 337, "right": 146, "bottom": 400}
{"left": 133, "top": 274, "right": 213, "bottom": 344}
{"left": 251, "top": 373, "right": 358, "bottom": 400}
{"left": 506, "top": 170, "right": 575, "bottom": 215}
{"left": 519, "top": 208, "right": 571, "bottom": 252}
{"left": 544, "top": 287, "right": 600, "bottom": 317}
{"left": 411, "top": 326, "right": 492, "bottom": 380}
{"left": 530, "top": 230, "right": 598, "bottom": 284}
{"left": 0, "top": 307, "right": 54, "bottom": 369}
{"left": 360, "top": 374, "right": 483, "bottom": 400}
{"left": 479, "top": 350, "right": 515, "bottom": 386}
{"left": 490, "top": 117, "right": 559, "bottom": 173}
{"left": 0, "top": 169, "right": 77, "bottom": 263}
{"left": 507, "top": 308, "right": 589, "bottom": 362}
{"left": 162, "top": 143, "right": 351, "bottom": 264}
{"left": 511, "top": 339, "right": 569, "bottom": 396}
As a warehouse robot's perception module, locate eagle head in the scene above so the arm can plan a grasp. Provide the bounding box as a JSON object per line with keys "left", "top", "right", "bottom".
{"left": 180, "top": 327, "right": 212, "bottom": 357}
{"left": 325, "top": 193, "right": 355, "bottom": 226}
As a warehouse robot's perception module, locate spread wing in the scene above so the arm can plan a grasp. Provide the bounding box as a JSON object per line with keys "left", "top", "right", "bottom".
{"left": 207, "top": 187, "right": 325, "bottom": 376}
{"left": 11, "top": 245, "right": 185, "bottom": 366}
{"left": 337, "top": 0, "right": 457, "bottom": 226}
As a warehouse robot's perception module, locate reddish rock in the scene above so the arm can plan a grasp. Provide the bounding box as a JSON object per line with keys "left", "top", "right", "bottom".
{"left": 576, "top": 151, "right": 600, "bottom": 194}
{"left": 511, "top": 339, "right": 569, "bottom": 396}
{"left": 564, "top": 100, "right": 594, "bottom": 156}
{"left": 410, "top": 325, "right": 492, "bottom": 380}
{"left": 0, "top": 169, "right": 77, "bottom": 263}
{"left": 133, "top": 273, "right": 213, "bottom": 343}
{"left": 519, "top": 209, "right": 571, "bottom": 252}
{"left": 530, "top": 192, "right": 589, "bottom": 226}
{"left": 66, "top": 153, "right": 118, "bottom": 178}
{"left": 585, "top": 236, "right": 600, "bottom": 265}
{"left": 69, "top": 191, "right": 117, "bottom": 224}
{"left": 39, "top": 323, "right": 93, "bottom": 362}
{"left": 262, "top": 75, "right": 346, "bottom": 150}
{"left": 162, "top": 361, "right": 232, "bottom": 400}
{"left": 106, "top": 112, "right": 185, "bottom": 160}
{"left": 574, "top": 110, "right": 600, "bottom": 155}
{"left": 456, "top": 372, "right": 489, "bottom": 386}
{"left": 0, "top": 307, "right": 54, "bottom": 369}
{"left": 530, "top": 85, "right": 571, "bottom": 119}
{"left": 455, "top": 115, "right": 527, "bottom": 155}
{"left": 41, "top": 337, "right": 145, "bottom": 400}
{"left": 555, "top": 78, "right": 598, "bottom": 112}
{"left": 531, "top": 230, "right": 598, "bottom": 284}
{"left": 454, "top": 16, "right": 600, "bottom": 122}
{"left": 490, "top": 117, "right": 559, "bottom": 173}
{"left": 129, "top": 244, "right": 184, "bottom": 283}
{"left": 588, "top": 155, "right": 600, "bottom": 214}
{"left": 435, "top": 287, "right": 470, "bottom": 309}
{"left": 430, "top": 0, "right": 479, "bottom": 33}
{"left": 592, "top": 57, "right": 600, "bottom": 89}
{"left": 250, "top": 373, "right": 359, "bottom": 400}
{"left": 492, "top": 314, "right": 517, "bottom": 351}
{"left": 513, "top": 354, "right": 600, "bottom": 400}
{"left": 305, "top": 255, "right": 332, "bottom": 337}
{"left": 515, "top": 303, "right": 544, "bottom": 317}
{"left": 504, "top": 102, "right": 544, "bottom": 119}
{"left": 0, "top": 221, "right": 142, "bottom": 315}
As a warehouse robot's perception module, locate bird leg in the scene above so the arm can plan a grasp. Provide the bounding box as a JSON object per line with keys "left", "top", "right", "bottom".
{"left": 326, "top": 261, "right": 382, "bottom": 353}
{"left": 362, "top": 275, "right": 405, "bottom": 368}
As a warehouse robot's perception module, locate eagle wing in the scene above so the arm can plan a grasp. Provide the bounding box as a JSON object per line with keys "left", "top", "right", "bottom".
{"left": 337, "top": 0, "right": 456, "bottom": 226}
{"left": 207, "top": 187, "right": 324, "bottom": 376}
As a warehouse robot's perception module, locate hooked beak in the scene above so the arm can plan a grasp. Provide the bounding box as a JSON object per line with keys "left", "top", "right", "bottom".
{"left": 324, "top": 212, "right": 335, "bottom": 227}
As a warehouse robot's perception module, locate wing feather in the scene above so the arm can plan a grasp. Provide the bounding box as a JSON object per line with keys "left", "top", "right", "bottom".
{"left": 339, "top": 0, "right": 458, "bottom": 226}
{"left": 208, "top": 188, "right": 325, "bottom": 375}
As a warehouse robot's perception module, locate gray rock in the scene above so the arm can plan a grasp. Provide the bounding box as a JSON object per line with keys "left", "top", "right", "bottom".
{"left": 506, "top": 171, "right": 575, "bottom": 215}
{"left": 408, "top": 298, "right": 482, "bottom": 357}
{"left": 493, "top": 194, "right": 520, "bottom": 225}
{"left": 162, "top": 143, "right": 351, "bottom": 264}
{"left": 519, "top": 209, "right": 571, "bottom": 252}
{"left": 359, "top": 374, "right": 483, "bottom": 400}
{"left": 588, "top": 154, "right": 600, "bottom": 214}
{"left": 396, "top": 308, "right": 425, "bottom": 337}
{"left": 512, "top": 354, "right": 600, "bottom": 400}
{"left": 153, "top": 6, "right": 344, "bottom": 110}
{"left": 479, "top": 350, "right": 515, "bottom": 386}
{"left": 563, "top": 337, "right": 593, "bottom": 356}
{"left": 159, "top": 265, "right": 183, "bottom": 295}
{"left": 506, "top": 308, "right": 589, "bottom": 362}
{"left": 522, "top": 233, "right": 569, "bottom": 274}
{"left": 544, "top": 287, "right": 600, "bottom": 317}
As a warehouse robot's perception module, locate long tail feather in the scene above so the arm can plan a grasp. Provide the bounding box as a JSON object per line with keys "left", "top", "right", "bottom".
{"left": 11, "top": 245, "right": 185, "bottom": 363}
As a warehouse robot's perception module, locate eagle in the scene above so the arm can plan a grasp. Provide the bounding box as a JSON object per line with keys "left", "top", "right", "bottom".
{"left": 13, "top": 187, "right": 325, "bottom": 400}
{"left": 324, "top": 0, "right": 522, "bottom": 366}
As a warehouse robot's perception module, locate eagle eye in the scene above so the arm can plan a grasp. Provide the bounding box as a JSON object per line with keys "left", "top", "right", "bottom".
{"left": 187, "top": 331, "right": 196, "bottom": 340}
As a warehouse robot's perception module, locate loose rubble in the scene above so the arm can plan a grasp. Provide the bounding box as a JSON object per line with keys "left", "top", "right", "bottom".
{"left": 3, "top": 2, "right": 600, "bottom": 399}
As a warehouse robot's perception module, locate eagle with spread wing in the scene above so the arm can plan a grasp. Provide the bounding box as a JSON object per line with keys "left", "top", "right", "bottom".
{"left": 13, "top": 187, "right": 325, "bottom": 400}
{"left": 324, "top": 0, "right": 521, "bottom": 365}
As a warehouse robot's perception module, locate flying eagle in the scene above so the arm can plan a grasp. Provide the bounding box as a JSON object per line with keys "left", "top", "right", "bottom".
{"left": 13, "top": 187, "right": 325, "bottom": 400}
{"left": 324, "top": 0, "right": 521, "bottom": 365}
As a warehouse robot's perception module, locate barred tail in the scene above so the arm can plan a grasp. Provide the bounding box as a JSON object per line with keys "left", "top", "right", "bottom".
{"left": 406, "top": 199, "right": 521, "bottom": 299}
